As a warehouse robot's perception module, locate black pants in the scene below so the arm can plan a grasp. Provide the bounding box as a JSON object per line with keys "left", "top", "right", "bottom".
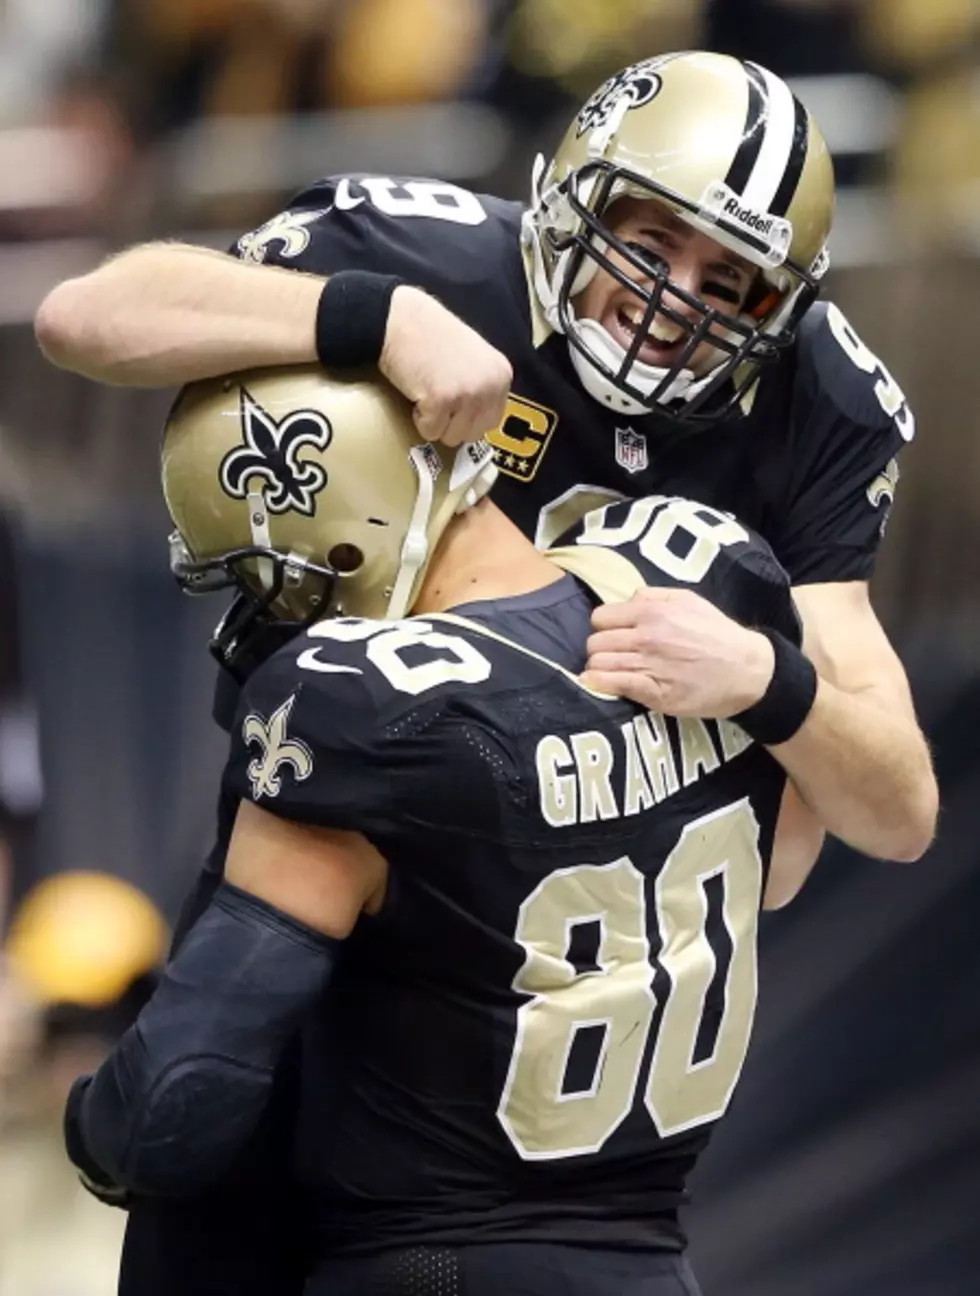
{"left": 308, "top": 1244, "right": 703, "bottom": 1296}
{"left": 118, "top": 1190, "right": 310, "bottom": 1296}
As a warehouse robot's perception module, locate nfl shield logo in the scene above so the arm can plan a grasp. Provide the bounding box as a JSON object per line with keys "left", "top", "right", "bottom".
{"left": 615, "top": 427, "right": 648, "bottom": 475}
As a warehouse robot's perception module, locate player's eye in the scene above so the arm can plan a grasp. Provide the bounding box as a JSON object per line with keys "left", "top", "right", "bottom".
{"left": 623, "top": 240, "right": 669, "bottom": 277}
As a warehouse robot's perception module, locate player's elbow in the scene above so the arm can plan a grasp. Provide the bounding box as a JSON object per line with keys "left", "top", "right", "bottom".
{"left": 866, "top": 782, "right": 938, "bottom": 863}
{"left": 34, "top": 275, "right": 118, "bottom": 380}
{"left": 34, "top": 279, "right": 80, "bottom": 365}
{"left": 130, "top": 1062, "right": 274, "bottom": 1195}
{"left": 895, "top": 763, "right": 940, "bottom": 861}
{"left": 35, "top": 247, "right": 170, "bottom": 383}
{"left": 889, "top": 837, "right": 932, "bottom": 864}
{"left": 886, "top": 800, "right": 938, "bottom": 863}
{"left": 81, "top": 1056, "right": 274, "bottom": 1197}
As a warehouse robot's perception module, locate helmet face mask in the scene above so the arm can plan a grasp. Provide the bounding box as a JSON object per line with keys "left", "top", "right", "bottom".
{"left": 168, "top": 532, "right": 337, "bottom": 676}
{"left": 524, "top": 52, "right": 835, "bottom": 423}
{"left": 550, "top": 159, "right": 822, "bottom": 422}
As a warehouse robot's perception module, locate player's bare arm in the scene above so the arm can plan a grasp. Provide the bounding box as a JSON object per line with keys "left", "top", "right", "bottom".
{"left": 35, "top": 242, "right": 324, "bottom": 385}
{"left": 583, "top": 580, "right": 937, "bottom": 863}
{"left": 225, "top": 799, "right": 387, "bottom": 936}
{"left": 34, "top": 243, "right": 510, "bottom": 446}
{"left": 764, "top": 782, "right": 826, "bottom": 909}
{"left": 777, "top": 580, "right": 937, "bottom": 860}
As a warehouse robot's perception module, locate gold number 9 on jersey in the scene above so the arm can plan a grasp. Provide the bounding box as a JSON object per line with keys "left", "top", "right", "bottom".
{"left": 497, "top": 800, "right": 763, "bottom": 1159}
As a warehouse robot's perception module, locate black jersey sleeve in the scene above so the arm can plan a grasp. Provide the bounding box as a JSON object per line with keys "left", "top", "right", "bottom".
{"left": 769, "top": 302, "right": 913, "bottom": 586}
{"left": 223, "top": 634, "right": 397, "bottom": 832}
{"left": 229, "top": 173, "right": 521, "bottom": 310}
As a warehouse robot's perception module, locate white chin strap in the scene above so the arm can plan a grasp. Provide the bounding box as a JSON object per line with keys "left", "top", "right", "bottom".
{"left": 567, "top": 316, "right": 719, "bottom": 416}
{"left": 386, "top": 443, "right": 498, "bottom": 620}
{"left": 387, "top": 445, "right": 439, "bottom": 620}
{"left": 246, "top": 487, "right": 275, "bottom": 590}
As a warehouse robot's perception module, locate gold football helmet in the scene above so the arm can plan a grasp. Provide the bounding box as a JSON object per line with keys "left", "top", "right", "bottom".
{"left": 523, "top": 50, "right": 835, "bottom": 420}
{"left": 162, "top": 367, "right": 497, "bottom": 668}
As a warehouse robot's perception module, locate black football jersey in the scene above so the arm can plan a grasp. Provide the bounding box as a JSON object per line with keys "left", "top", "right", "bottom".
{"left": 222, "top": 500, "right": 797, "bottom": 1254}
{"left": 232, "top": 173, "right": 913, "bottom": 584}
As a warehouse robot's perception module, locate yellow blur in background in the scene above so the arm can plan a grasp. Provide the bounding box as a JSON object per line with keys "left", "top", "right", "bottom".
{"left": 0, "top": 873, "right": 167, "bottom": 1296}
{"left": 7, "top": 871, "right": 167, "bottom": 1008}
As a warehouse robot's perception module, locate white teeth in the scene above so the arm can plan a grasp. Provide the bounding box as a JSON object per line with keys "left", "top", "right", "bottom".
{"left": 650, "top": 320, "right": 684, "bottom": 344}
{"left": 622, "top": 304, "right": 645, "bottom": 328}
{"left": 616, "top": 304, "right": 685, "bottom": 347}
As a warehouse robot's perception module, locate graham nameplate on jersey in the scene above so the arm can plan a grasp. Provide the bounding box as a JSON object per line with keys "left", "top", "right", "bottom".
{"left": 537, "top": 712, "right": 752, "bottom": 828}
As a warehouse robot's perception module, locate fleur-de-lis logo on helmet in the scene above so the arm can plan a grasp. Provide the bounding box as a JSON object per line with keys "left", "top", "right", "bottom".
{"left": 220, "top": 388, "right": 332, "bottom": 516}
{"left": 242, "top": 694, "right": 314, "bottom": 800}
{"left": 237, "top": 208, "right": 329, "bottom": 264}
{"left": 575, "top": 59, "right": 665, "bottom": 137}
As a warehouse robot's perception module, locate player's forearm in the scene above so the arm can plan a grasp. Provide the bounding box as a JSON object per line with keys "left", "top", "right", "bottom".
{"left": 65, "top": 882, "right": 337, "bottom": 1196}
{"left": 762, "top": 781, "right": 826, "bottom": 909}
{"left": 769, "top": 679, "right": 937, "bottom": 862}
{"left": 35, "top": 242, "right": 324, "bottom": 387}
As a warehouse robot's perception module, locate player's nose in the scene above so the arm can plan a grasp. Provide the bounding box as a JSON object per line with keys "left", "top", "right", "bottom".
{"left": 662, "top": 259, "right": 705, "bottom": 321}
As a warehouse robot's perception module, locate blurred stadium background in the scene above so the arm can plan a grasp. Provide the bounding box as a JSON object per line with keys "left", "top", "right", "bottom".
{"left": 0, "top": 1, "right": 978, "bottom": 1292}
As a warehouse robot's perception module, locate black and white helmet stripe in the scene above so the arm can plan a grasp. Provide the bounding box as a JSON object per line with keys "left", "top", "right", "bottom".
{"left": 724, "top": 61, "right": 810, "bottom": 218}
{"left": 769, "top": 93, "right": 809, "bottom": 216}
{"left": 724, "top": 62, "right": 768, "bottom": 197}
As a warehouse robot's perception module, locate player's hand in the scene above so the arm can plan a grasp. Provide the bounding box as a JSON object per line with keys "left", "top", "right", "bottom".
{"left": 581, "top": 587, "right": 775, "bottom": 717}
{"left": 381, "top": 286, "right": 512, "bottom": 446}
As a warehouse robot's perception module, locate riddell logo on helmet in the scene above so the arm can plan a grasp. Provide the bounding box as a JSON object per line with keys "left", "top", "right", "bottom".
{"left": 697, "top": 180, "right": 793, "bottom": 268}
{"left": 723, "top": 197, "right": 776, "bottom": 235}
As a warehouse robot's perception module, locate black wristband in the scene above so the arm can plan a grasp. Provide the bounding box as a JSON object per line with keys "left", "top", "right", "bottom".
{"left": 733, "top": 628, "right": 817, "bottom": 747}
{"left": 315, "top": 270, "right": 406, "bottom": 369}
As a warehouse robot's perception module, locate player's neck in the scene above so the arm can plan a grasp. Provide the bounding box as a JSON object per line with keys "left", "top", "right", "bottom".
{"left": 412, "top": 499, "right": 563, "bottom": 615}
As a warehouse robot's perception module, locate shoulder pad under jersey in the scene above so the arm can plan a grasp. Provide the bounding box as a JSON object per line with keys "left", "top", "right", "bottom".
{"left": 232, "top": 173, "right": 524, "bottom": 306}
{"left": 794, "top": 301, "right": 915, "bottom": 443}
{"left": 547, "top": 495, "right": 800, "bottom": 646}
{"left": 225, "top": 618, "right": 394, "bottom": 829}
{"left": 224, "top": 612, "right": 535, "bottom": 831}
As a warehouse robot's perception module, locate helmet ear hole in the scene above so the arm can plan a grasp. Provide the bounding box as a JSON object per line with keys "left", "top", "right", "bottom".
{"left": 327, "top": 542, "right": 364, "bottom": 574}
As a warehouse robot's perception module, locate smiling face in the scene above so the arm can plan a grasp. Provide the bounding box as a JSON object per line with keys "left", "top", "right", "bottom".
{"left": 573, "top": 196, "right": 759, "bottom": 378}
